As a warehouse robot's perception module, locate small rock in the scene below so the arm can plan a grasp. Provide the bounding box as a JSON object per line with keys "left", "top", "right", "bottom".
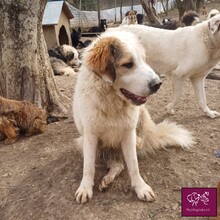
{"left": 173, "top": 186, "right": 181, "bottom": 191}
{"left": 164, "top": 204, "right": 169, "bottom": 209}
{"left": 210, "top": 134, "right": 214, "bottom": 139}
{"left": 148, "top": 213, "right": 155, "bottom": 218}
{"left": 172, "top": 203, "right": 179, "bottom": 211}
{"left": 2, "top": 173, "right": 11, "bottom": 177}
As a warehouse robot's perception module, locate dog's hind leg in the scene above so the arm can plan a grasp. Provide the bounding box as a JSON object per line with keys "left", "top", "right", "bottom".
{"left": 190, "top": 75, "right": 220, "bottom": 118}
{"left": 166, "top": 75, "right": 185, "bottom": 115}
{"left": 99, "top": 161, "right": 124, "bottom": 191}
{"left": 0, "top": 116, "right": 19, "bottom": 144}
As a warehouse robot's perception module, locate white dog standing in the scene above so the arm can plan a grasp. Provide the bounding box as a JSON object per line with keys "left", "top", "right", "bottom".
{"left": 116, "top": 14, "right": 220, "bottom": 118}
{"left": 73, "top": 30, "right": 194, "bottom": 204}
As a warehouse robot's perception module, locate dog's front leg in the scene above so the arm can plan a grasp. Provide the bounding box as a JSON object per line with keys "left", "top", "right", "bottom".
{"left": 75, "top": 132, "right": 97, "bottom": 204}
{"left": 121, "top": 129, "right": 155, "bottom": 201}
{"left": 190, "top": 76, "right": 220, "bottom": 118}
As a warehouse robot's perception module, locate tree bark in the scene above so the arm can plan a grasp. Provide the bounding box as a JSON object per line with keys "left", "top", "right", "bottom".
{"left": 175, "top": 0, "right": 185, "bottom": 20}
{"left": 175, "top": 0, "right": 196, "bottom": 20}
{"left": 120, "top": 0, "right": 123, "bottom": 23}
{"left": 140, "top": 0, "right": 161, "bottom": 25}
{"left": 97, "top": 0, "right": 101, "bottom": 26}
{"left": 0, "top": 0, "right": 69, "bottom": 115}
{"left": 196, "top": 0, "right": 205, "bottom": 14}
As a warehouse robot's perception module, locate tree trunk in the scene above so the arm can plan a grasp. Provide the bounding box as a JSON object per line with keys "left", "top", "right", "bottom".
{"left": 97, "top": 0, "right": 101, "bottom": 26}
{"left": 120, "top": 0, "right": 123, "bottom": 23}
{"left": 140, "top": 0, "right": 161, "bottom": 25}
{"left": 160, "top": 0, "right": 168, "bottom": 16}
{"left": 185, "top": 0, "right": 194, "bottom": 12}
{"left": 175, "top": 0, "right": 195, "bottom": 20}
{"left": 0, "top": 0, "right": 69, "bottom": 115}
{"left": 175, "top": 0, "right": 185, "bottom": 20}
{"left": 196, "top": 0, "right": 205, "bottom": 13}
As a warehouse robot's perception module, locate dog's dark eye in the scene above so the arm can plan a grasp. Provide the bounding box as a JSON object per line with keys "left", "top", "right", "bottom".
{"left": 122, "top": 62, "right": 133, "bottom": 69}
{"left": 67, "top": 53, "right": 74, "bottom": 61}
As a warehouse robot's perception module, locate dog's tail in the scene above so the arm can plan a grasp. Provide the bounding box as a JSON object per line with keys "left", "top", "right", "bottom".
{"left": 137, "top": 106, "right": 195, "bottom": 157}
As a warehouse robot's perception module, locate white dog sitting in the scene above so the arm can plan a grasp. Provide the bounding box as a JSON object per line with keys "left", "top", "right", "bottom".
{"left": 73, "top": 30, "right": 195, "bottom": 204}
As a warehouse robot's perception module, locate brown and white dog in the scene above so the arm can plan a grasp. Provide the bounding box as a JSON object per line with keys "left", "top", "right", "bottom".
{"left": 121, "top": 10, "right": 138, "bottom": 25}
{"left": 0, "top": 96, "right": 47, "bottom": 144}
{"left": 73, "top": 30, "right": 194, "bottom": 203}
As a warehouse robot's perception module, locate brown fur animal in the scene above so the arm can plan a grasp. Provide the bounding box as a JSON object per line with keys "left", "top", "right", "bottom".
{"left": 201, "top": 5, "right": 208, "bottom": 16}
{"left": 0, "top": 96, "right": 47, "bottom": 144}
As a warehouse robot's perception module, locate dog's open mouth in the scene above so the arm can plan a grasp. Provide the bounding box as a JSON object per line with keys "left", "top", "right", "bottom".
{"left": 120, "top": 88, "right": 147, "bottom": 105}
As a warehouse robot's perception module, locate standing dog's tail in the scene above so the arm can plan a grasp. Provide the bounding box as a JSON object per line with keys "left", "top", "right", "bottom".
{"left": 137, "top": 106, "right": 195, "bottom": 156}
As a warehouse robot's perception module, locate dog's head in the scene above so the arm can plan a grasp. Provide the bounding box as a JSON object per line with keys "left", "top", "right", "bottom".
{"left": 100, "top": 19, "right": 108, "bottom": 30}
{"left": 85, "top": 31, "right": 161, "bottom": 106}
{"left": 208, "top": 13, "right": 220, "bottom": 34}
{"left": 181, "top": 11, "right": 200, "bottom": 26}
{"left": 59, "top": 45, "right": 81, "bottom": 67}
{"left": 207, "top": 9, "right": 220, "bottom": 20}
{"left": 125, "top": 10, "right": 137, "bottom": 24}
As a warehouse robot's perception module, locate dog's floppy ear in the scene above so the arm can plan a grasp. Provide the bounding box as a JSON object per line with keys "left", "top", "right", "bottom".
{"left": 125, "top": 11, "right": 130, "bottom": 16}
{"left": 87, "top": 37, "right": 121, "bottom": 83}
{"left": 208, "top": 15, "right": 220, "bottom": 34}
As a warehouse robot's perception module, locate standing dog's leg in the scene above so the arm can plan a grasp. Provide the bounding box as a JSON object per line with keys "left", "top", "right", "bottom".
{"left": 75, "top": 132, "right": 98, "bottom": 203}
{"left": 166, "top": 75, "right": 185, "bottom": 115}
{"left": 190, "top": 76, "right": 220, "bottom": 118}
{"left": 121, "top": 129, "right": 155, "bottom": 201}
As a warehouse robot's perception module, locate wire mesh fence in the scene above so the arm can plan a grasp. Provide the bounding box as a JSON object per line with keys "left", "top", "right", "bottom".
{"left": 67, "top": 0, "right": 176, "bottom": 29}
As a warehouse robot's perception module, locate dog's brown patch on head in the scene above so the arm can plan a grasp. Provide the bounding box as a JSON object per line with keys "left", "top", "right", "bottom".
{"left": 87, "top": 37, "right": 123, "bottom": 83}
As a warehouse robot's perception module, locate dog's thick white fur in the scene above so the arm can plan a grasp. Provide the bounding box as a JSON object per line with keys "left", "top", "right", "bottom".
{"left": 115, "top": 14, "right": 220, "bottom": 118}
{"left": 73, "top": 30, "right": 194, "bottom": 204}
{"left": 207, "top": 9, "right": 219, "bottom": 19}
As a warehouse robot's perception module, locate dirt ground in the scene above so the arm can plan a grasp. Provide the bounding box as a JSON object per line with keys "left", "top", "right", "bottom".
{"left": 1, "top": 2, "right": 220, "bottom": 220}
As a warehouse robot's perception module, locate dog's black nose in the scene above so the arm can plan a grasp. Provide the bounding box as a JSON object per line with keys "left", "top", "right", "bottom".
{"left": 149, "top": 80, "right": 162, "bottom": 93}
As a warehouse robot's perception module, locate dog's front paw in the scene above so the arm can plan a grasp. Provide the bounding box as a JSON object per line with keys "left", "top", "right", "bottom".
{"left": 64, "top": 67, "right": 76, "bottom": 76}
{"left": 133, "top": 178, "right": 156, "bottom": 202}
{"left": 206, "top": 110, "right": 220, "bottom": 119}
{"left": 75, "top": 183, "right": 93, "bottom": 204}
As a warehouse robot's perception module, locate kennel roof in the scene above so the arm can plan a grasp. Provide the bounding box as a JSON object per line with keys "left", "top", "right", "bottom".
{"left": 43, "top": 0, "right": 74, "bottom": 25}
